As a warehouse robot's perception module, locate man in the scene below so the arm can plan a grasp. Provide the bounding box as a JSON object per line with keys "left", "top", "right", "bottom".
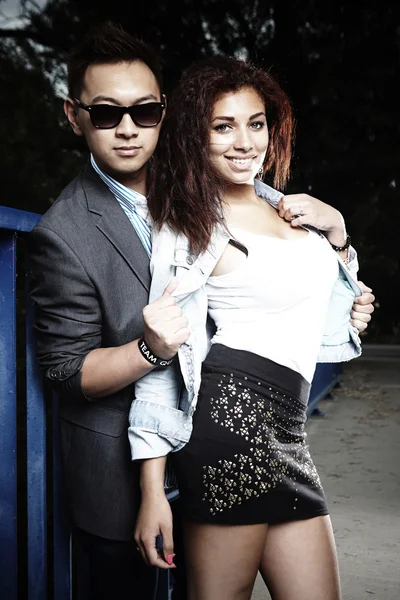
{"left": 29, "top": 23, "right": 188, "bottom": 600}
{"left": 29, "top": 21, "right": 374, "bottom": 600}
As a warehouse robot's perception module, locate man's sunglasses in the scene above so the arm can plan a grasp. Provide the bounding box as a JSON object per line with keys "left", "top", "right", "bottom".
{"left": 74, "top": 97, "right": 165, "bottom": 129}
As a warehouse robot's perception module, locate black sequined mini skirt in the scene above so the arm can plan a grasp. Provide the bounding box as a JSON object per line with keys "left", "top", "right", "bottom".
{"left": 171, "top": 344, "right": 328, "bottom": 525}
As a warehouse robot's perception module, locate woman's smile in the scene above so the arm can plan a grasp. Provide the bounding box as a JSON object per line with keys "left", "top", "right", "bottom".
{"left": 224, "top": 155, "right": 257, "bottom": 171}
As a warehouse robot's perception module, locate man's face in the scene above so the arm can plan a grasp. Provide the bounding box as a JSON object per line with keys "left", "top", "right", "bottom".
{"left": 65, "top": 61, "right": 164, "bottom": 193}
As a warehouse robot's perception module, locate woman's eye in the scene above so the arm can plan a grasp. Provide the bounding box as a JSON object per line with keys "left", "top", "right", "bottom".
{"left": 214, "top": 123, "right": 231, "bottom": 132}
{"left": 250, "top": 121, "right": 266, "bottom": 130}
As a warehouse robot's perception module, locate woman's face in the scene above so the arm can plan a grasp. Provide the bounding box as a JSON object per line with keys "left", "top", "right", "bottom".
{"left": 209, "top": 87, "right": 269, "bottom": 185}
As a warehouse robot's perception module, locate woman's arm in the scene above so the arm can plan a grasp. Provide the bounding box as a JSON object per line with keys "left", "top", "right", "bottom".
{"left": 278, "top": 192, "right": 375, "bottom": 336}
{"left": 277, "top": 192, "right": 347, "bottom": 246}
{"left": 134, "top": 456, "right": 176, "bottom": 569}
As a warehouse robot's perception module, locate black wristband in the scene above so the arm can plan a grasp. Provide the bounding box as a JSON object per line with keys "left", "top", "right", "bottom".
{"left": 138, "top": 338, "right": 175, "bottom": 368}
{"left": 328, "top": 234, "right": 351, "bottom": 252}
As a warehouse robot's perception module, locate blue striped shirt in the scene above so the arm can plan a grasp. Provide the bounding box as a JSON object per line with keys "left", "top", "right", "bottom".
{"left": 90, "top": 155, "right": 152, "bottom": 257}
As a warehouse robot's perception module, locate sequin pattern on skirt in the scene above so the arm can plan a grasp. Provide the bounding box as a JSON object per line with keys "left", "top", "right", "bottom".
{"left": 171, "top": 345, "right": 329, "bottom": 525}
{"left": 203, "top": 372, "right": 323, "bottom": 516}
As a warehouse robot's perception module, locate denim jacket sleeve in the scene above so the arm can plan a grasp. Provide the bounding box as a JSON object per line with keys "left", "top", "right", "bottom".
{"left": 128, "top": 227, "right": 210, "bottom": 460}
{"left": 128, "top": 359, "right": 191, "bottom": 458}
{"left": 318, "top": 245, "right": 362, "bottom": 363}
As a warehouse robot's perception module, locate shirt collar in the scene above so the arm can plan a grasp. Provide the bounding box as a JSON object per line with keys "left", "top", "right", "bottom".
{"left": 90, "top": 154, "right": 148, "bottom": 209}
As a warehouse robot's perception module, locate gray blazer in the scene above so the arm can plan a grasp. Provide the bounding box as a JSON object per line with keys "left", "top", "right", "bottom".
{"left": 29, "top": 163, "right": 150, "bottom": 540}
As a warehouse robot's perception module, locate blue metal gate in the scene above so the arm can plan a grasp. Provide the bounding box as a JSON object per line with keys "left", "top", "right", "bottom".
{"left": 0, "top": 205, "right": 71, "bottom": 600}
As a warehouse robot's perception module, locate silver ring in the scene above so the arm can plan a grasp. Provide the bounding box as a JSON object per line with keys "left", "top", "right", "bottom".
{"left": 291, "top": 205, "right": 304, "bottom": 220}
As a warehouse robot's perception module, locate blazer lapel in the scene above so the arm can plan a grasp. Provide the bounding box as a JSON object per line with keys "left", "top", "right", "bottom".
{"left": 82, "top": 164, "right": 151, "bottom": 293}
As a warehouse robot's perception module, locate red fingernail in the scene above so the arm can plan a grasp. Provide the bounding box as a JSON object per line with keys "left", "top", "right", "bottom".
{"left": 166, "top": 553, "right": 175, "bottom": 565}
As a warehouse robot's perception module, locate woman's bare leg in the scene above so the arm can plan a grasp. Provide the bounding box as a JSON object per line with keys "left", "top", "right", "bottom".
{"left": 260, "top": 515, "right": 341, "bottom": 600}
{"left": 182, "top": 519, "right": 268, "bottom": 600}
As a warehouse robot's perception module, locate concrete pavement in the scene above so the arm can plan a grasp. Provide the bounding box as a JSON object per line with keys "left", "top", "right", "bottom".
{"left": 251, "top": 346, "right": 400, "bottom": 600}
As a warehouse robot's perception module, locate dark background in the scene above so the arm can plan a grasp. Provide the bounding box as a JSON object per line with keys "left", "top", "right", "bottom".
{"left": 0, "top": 0, "right": 398, "bottom": 342}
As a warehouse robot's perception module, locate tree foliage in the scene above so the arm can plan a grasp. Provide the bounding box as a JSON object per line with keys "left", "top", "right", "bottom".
{"left": 0, "top": 0, "right": 398, "bottom": 340}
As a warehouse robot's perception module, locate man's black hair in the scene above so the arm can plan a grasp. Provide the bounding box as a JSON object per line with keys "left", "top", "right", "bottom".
{"left": 67, "top": 21, "right": 162, "bottom": 98}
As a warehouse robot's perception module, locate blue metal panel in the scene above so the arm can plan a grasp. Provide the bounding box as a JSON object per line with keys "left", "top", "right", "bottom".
{"left": 154, "top": 570, "right": 173, "bottom": 600}
{"left": 0, "top": 205, "right": 40, "bottom": 233}
{"left": 26, "top": 266, "right": 47, "bottom": 600}
{"left": 0, "top": 231, "right": 18, "bottom": 600}
{"left": 307, "top": 363, "right": 342, "bottom": 416}
{"left": 52, "top": 394, "right": 72, "bottom": 600}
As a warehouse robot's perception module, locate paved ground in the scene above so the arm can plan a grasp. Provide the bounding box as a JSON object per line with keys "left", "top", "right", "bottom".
{"left": 251, "top": 346, "right": 400, "bottom": 600}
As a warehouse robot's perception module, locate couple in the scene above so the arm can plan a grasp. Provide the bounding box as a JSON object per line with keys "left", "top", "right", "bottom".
{"left": 29, "top": 22, "right": 374, "bottom": 600}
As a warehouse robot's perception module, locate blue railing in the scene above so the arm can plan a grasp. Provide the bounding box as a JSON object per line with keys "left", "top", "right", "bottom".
{"left": 0, "top": 205, "right": 72, "bottom": 600}
{"left": 308, "top": 362, "right": 342, "bottom": 415}
{"left": 0, "top": 204, "right": 341, "bottom": 599}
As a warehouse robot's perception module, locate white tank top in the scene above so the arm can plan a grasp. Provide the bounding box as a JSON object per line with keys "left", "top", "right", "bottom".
{"left": 206, "top": 227, "right": 339, "bottom": 383}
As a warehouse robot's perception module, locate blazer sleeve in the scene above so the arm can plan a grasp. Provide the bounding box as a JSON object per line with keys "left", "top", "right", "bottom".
{"left": 29, "top": 224, "right": 102, "bottom": 401}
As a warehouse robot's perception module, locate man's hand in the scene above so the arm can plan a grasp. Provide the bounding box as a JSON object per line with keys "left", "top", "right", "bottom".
{"left": 142, "top": 277, "right": 190, "bottom": 359}
{"left": 352, "top": 281, "right": 375, "bottom": 333}
{"left": 134, "top": 493, "right": 176, "bottom": 569}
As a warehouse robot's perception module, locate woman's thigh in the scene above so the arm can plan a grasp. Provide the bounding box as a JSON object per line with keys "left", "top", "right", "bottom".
{"left": 182, "top": 519, "right": 268, "bottom": 600}
{"left": 260, "top": 515, "right": 341, "bottom": 600}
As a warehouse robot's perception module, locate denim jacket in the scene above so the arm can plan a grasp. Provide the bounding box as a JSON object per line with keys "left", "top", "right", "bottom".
{"left": 128, "top": 180, "right": 362, "bottom": 460}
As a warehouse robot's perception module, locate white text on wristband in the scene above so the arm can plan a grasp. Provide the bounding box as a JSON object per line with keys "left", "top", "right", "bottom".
{"left": 138, "top": 338, "right": 175, "bottom": 368}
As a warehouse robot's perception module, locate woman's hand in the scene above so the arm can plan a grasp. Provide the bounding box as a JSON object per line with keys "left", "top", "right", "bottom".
{"left": 134, "top": 492, "right": 176, "bottom": 569}
{"left": 135, "top": 456, "right": 176, "bottom": 569}
{"left": 278, "top": 193, "right": 347, "bottom": 247}
{"left": 351, "top": 282, "right": 375, "bottom": 333}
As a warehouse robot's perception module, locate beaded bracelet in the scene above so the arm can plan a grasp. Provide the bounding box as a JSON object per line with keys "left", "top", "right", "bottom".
{"left": 329, "top": 234, "right": 351, "bottom": 252}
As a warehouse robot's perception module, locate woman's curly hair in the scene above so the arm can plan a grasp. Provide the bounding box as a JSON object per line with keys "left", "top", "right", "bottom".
{"left": 148, "top": 56, "right": 294, "bottom": 254}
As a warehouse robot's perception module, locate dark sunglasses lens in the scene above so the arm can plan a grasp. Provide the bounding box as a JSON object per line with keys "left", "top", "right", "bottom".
{"left": 131, "top": 103, "right": 163, "bottom": 127}
{"left": 90, "top": 105, "right": 122, "bottom": 128}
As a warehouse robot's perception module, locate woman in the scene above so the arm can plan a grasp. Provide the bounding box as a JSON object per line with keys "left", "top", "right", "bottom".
{"left": 129, "top": 56, "right": 366, "bottom": 600}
